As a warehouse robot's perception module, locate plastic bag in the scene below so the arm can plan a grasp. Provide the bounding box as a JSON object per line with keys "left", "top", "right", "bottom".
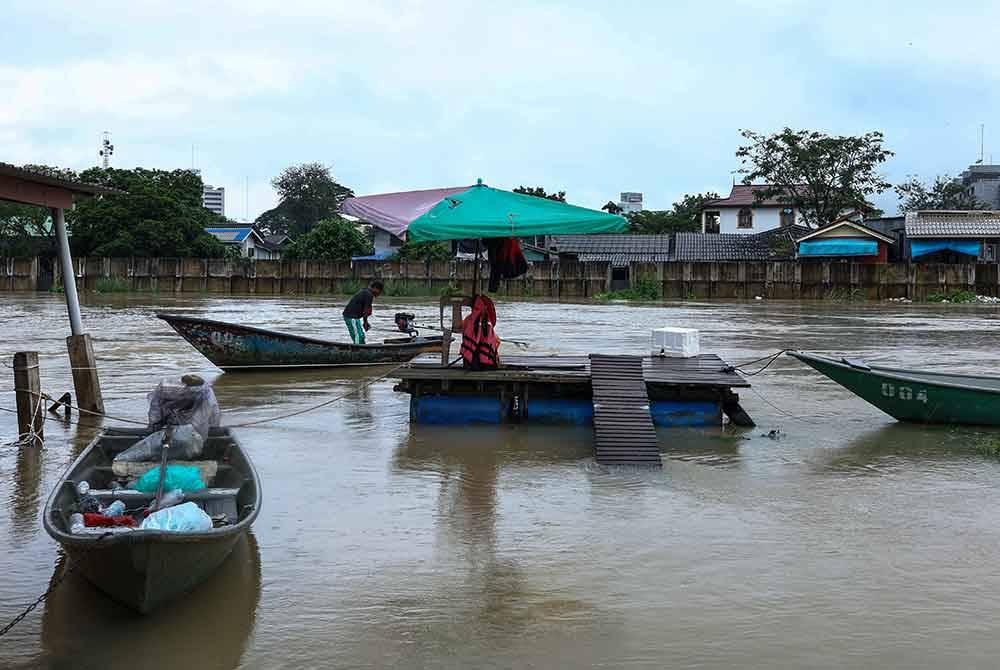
{"left": 131, "top": 465, "right": 206, "bottom": 493}
{"left": 147, "top": 378, "right": 221, "bottom": 439}
{"left": 140, "top": 502, "right": 212, "bottom": 532}
{"left": 115, "top": 424, "right": 204, "bottom": 463}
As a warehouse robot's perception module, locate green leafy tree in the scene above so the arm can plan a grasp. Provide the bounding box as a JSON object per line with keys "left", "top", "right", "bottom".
{"left": 895, "top": 175, "right": 987, "bottom": 212}
{"left": 627, "top": 192, "right": 720, "bottom": 234}
{"left": 736, "top": 128, "right": 894, "bottom": 227}
{"left": 69, "top": 167, "right": 226, "bottom": 257}
{"left": 282, "top": 216, "right": 371, "bottom": 260}
{"left": 256, "top": 163, "right": 354, "bottom": 237}
{"left": 393, "top": 240, "right": 452, "bottom": 261}
{"left": 513, "top": 186, "right": 566, "bottom": 201}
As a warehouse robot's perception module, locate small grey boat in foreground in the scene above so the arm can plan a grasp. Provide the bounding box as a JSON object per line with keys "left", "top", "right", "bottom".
{"left": 42, "top": 426, "right": 260, "bottom": 613}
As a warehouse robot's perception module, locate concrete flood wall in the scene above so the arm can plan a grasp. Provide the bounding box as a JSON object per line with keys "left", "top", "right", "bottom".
{"left": 1, "top": 256, "right": 998, "bottom": 300}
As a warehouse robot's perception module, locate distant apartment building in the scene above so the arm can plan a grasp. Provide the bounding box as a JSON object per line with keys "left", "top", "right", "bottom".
{"left": 619, "top": 191, "right": 643, "bottom": 214}
{"left": 954, "top": 164, "right": 1000, "bottom": 209}
{"left": 202, "top": 184, "right": 225, "bottom": 216}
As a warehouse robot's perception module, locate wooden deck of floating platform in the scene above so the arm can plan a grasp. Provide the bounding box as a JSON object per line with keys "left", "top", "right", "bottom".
{"left": 398, "top": 353, "right": 750, "bottom": 388}
{"left": 394, "top": 353, "right": 753, "bottom": 428}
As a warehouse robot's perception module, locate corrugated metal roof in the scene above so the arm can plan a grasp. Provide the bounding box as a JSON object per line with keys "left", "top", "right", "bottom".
{"left": 205, "top": 227, "right": 254, "bottom": 243}
{"left": 905, "top": 210, "right": 1000, "bottom": 238}
{"left": 0, "top": 163, "right": 122, "bottom": 196}
{"left": 551, "top": 234, "right": 671, "bottom": 255}
{"left": 674, "top": 227, "right": 805, "bottom": 261}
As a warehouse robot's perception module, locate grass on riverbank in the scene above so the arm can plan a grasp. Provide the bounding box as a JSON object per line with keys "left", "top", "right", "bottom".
{"left": 596, "top": 278, "right": 661, "bottom": 302}
{"left": 926, "top": 290, "right": 978, "bottom": 304}
{"left": 95, "top": 277, "right": 132, "bottom": 293}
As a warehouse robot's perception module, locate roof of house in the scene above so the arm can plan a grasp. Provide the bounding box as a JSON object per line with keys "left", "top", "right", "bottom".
{"left": 674, "top": 225, "right": 808, "bottom": 261}
{"left": 0, "top": 162, "right": 121, "bottom": 196}
{"left": 796, "top": 220, "right": 894, "bottom": 244}
{"left": 205, "top": 227, "right": 257, "bottom": 243}
{"left": 265, "top": 234, "right": 292, "bottom": 247}
{"left": 904, "top": 210, "right": 1000, "bottom": 238}
{"left": 702, "top": 184, "right": 806, "bottom": 209}
{"left": 550, "top": 234, "right": 672, "bottom": 266}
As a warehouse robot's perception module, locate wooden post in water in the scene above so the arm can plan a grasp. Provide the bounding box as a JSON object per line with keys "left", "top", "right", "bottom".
{"left": 67, "top": 334, "right": 104, "bottom": 415}
{"left": 13, "top": 352, "right": 43, "bottom": 447}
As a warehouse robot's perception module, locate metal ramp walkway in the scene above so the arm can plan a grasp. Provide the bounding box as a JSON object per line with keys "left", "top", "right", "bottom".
{"left": 589, "top": 354, "right": 662, "bottom": 466}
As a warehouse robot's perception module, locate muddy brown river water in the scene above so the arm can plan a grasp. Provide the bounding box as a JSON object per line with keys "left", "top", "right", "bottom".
{"left": 3, "top": 293, "right": 1000, "bottom": 669}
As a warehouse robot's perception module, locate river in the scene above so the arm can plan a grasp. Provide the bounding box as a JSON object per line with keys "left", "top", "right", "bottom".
{"left": 3, "top": 293, "right": 1000, "bottom": 669}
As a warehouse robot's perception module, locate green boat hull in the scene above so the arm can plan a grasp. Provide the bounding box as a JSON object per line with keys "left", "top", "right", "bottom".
{"left": 789, "top": 352, "right": 1000, "bottom": 426}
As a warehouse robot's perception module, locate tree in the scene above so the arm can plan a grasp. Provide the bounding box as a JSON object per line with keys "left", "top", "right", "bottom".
{"left": 895, "top": 175, "right": 987, "bottom": 212}
{"left": 513, "top": 186, "right": 566, "bottom": 201}
{"left": 256, "top": 163, "right": 354, "bottom": 237}
{"left": 282, "top": 216, "right": 371, "bottom": 260}
{"left": 393, "top": 240, "right": 452, "bottom": 262}
{"left": 69, "top": 167, "right": 226, "bottom": 257}
{"left": 736, "top": 128, "right": 894, "bottom": 227}
{"left": 601, "top": 201, "right": 623, "bottom": 214}
{"left": 627, "top": 192, "right": 720, "bottom": 234}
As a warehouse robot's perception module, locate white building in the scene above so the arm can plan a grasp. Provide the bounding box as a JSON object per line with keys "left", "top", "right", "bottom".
{"left": 619, "top": 191, "right": 643, "bottom": 214}
{"left": 700, "top": 184, "right": 803, "bottom": 234}
{"left": 203, "top": 184, "right": 225, "bottom": 216}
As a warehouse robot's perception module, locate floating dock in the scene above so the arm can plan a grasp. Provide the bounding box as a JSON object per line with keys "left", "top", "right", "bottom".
{"left": 393, "top": 352, "right": 753, "bottom": 428}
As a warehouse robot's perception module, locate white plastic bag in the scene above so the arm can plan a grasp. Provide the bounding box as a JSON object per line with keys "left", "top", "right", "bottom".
{"left": 140, "top": 502, "right": 213, "bottom": 532}
{"left": 148, "top": 379, "right": 221, "bottom": 438}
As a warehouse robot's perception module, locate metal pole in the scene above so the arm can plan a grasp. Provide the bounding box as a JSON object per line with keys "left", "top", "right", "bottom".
{"left": 472, "top": 239, "right": 482, "bottom": 297}
{"left": 51, "top": 207, "right": 83, "bottom": 336}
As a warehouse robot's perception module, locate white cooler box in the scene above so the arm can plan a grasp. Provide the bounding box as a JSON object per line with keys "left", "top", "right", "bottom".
{"left": 651, "top": 327, "right": 700, "bottom": 358}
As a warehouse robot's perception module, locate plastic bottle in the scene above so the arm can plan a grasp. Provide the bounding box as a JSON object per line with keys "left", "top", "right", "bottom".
{"left": 103, "top": 500, "right": 126, "bottom": 517}
{"left": 69, "top": 513, "right": 85, "bottom": 533}
{"left": 151, "top": 489, "right": 184, "bottom": 512}
{"left": 76, "top": 481, "right": 90, "bottom": 495}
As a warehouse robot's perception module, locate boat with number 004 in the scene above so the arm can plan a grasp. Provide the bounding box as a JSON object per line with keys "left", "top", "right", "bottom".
{"left": 158, "top": 313, "right": 443, "bottom": 371}
{"left": 788, "top": 351, "right": 1000, "bottom": 426}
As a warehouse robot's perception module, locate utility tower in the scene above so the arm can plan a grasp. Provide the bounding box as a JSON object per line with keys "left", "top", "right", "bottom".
{"left": 99, "top": 131, "right": 114, "bottom": 168}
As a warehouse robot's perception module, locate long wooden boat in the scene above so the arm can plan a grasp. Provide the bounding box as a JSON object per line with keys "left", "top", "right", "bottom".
{"left": 42, "top": 426, "right": 261, "bottom": 613}
{"left": 158, "top": 313, "right": 443, "bottom": 371}
{"left": 788, "top": 351, "right": 1000, "bottom": 426}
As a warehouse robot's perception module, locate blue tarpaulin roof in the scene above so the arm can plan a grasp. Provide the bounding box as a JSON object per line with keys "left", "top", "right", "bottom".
{"left": 352, "top": 250, "right": 395, "bottom": 261}
{"left": 205, "top": 227, "right": 253, "bottom": 242}
{"left": 799, "top": 238, "right": 877, "bottom": 257}
{"left": 910, "top": 239, "right": 980, "bottom": 258}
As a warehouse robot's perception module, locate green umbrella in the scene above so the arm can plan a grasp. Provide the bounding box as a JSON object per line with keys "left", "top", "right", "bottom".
{"left": 406, "top": 181, "right": 627, "bottom": 241}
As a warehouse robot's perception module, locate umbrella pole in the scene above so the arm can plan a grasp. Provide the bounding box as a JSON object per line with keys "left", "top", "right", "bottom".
{"left": 472, "top": 239, "right": 482, "bottom": 298}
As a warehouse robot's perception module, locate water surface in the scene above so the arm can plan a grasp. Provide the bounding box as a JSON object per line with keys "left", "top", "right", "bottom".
{"left": 3, "top": 294, "right": 1000, "bottom": 669}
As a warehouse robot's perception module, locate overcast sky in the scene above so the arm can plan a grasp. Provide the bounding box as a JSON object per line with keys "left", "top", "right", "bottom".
{"left": 4, "top": 1, "right": 998, "bottom": 219}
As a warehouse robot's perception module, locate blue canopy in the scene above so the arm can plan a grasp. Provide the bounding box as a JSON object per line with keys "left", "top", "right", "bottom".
{"left": 910, "top": 239, "right": 980, "bottom": 259}
{"left": 799, "top": 238, "right": 878, "bottom": 257}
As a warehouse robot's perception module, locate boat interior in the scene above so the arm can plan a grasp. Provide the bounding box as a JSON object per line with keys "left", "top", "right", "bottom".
{"left": 48, "top": 427, "right": 258, "bottom": 536}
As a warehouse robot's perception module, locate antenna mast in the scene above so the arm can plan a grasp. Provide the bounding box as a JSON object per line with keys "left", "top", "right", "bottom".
{"left": 99, "top": 131, "right": 114, "bottom": 168}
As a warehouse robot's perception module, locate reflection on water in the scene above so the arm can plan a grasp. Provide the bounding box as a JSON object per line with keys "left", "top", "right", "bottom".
{"left": 6, "top": 294, "right": 1000, "bottom": 668}
{"left": 40, "top": 533, "right": 261, "bottom": 670}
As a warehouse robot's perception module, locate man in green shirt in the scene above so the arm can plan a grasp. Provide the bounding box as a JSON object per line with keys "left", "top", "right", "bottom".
{"left": 342, "top": 280, "right": 383, "bottom": 344}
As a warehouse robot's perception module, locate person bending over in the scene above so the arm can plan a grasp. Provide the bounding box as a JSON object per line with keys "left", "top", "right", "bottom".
{"left": 343, "top": 280, "right": 383, "bottom": 344}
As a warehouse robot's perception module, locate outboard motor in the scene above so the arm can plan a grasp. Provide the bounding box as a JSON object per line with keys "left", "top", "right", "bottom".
{"left": 394, "top": 312, "right": 418, "bottom": 336}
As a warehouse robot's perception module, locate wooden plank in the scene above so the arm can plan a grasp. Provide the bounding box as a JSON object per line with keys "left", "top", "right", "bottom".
{"left": 590, "top": 354, "right": 661, "bottom": 467}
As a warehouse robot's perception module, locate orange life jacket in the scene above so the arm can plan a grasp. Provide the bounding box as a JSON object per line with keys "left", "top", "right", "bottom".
{"left": 461, "top": 295, "right": 501, "bottom": 370}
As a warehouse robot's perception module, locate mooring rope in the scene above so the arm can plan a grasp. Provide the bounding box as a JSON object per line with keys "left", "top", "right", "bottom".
{"left": 722, "top": 349, "right": 792, "bottom": 377}
{"left": 2, "top": 363, "right": 411, "bottom": 432}
{"left": 227, "top": 362, "right": 408, "bottom": 427}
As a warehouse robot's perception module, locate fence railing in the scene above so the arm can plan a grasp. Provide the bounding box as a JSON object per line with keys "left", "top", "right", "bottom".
{"left": 1, "top": 256, "right": 996, "bottom": 300}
